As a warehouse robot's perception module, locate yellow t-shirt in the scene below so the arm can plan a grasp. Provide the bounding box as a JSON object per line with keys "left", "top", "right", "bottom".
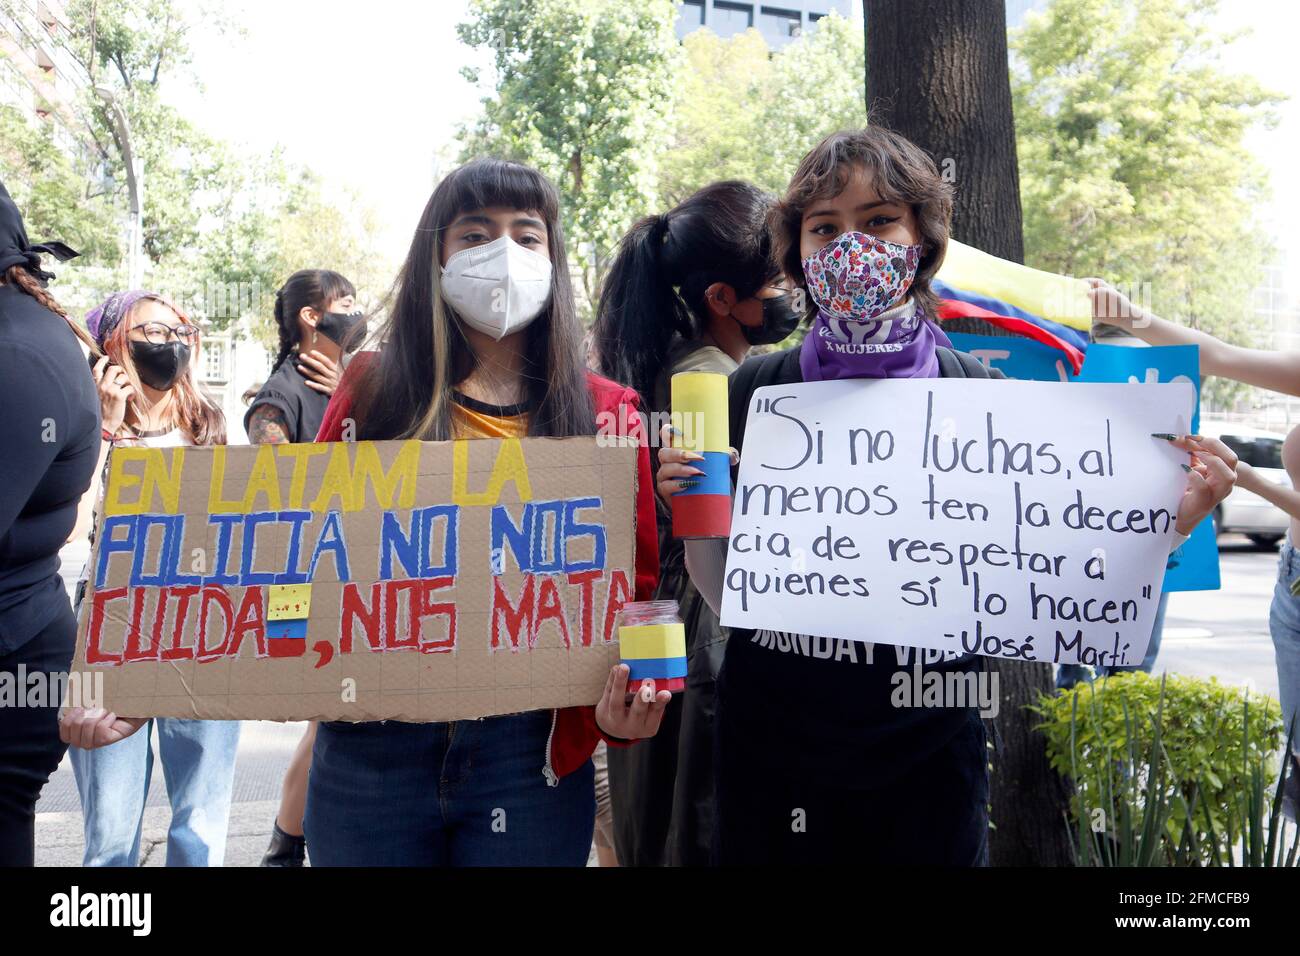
{"left": 450, "top": 393, "right": 529, "bottom": 439}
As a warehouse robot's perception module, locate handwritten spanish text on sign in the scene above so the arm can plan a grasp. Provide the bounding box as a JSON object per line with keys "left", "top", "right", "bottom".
{"left": 72, "top": 436, "right": 637, "bottom": 722}
{"left": 719, "top": 380, "right": 1195, "bottom": 667}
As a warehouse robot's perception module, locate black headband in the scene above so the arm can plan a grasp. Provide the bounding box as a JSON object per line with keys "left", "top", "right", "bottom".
{"left": 0, "top": 180, "right": 79, "bottom": 282}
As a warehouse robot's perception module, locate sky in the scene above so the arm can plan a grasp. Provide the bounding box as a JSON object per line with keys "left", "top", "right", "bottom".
{"left": 170, "top": 0, "right": 1300, "bottom": 286}
{"left": 1211, "top": 0, "right": 1300, "bottom": 279}
{"left": 171, "top": 0, "right": 489, "bottom": 260}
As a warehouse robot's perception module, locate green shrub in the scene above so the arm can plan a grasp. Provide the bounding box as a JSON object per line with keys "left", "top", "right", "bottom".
{"left": 1033, "top": 672, "right": 1294, "bottom": 866}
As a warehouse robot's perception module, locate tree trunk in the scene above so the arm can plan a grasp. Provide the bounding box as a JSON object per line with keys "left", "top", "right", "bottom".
{"left": 864, "top": 0, "right": 1024, "bottom": 262}
{"left": 864, "top": 0, "right": 1074, "bottom": 867}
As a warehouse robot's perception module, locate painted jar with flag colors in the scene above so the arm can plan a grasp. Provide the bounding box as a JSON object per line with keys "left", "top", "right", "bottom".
{"left": 618, "top": 600, "right": 686, "bottom": 694}
{"left": 670, "top": 371, "right": 731, "bottom": 538}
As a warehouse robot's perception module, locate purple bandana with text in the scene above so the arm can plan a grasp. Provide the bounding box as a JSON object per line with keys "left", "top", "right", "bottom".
{"left": 799, "top": 299, "right": 951, "bottom": 381}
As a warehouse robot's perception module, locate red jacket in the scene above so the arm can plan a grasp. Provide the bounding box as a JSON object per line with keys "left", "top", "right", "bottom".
{"left": 315, "top": 354, "right": 659, "bottom": 782}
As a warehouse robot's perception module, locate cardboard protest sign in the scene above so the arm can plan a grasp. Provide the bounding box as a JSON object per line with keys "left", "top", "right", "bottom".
{"left": 719, "top": 379, "right": 1196, "bottom": 668}
{"left": 71, "top": 436, "right": 637, "bottom": 722}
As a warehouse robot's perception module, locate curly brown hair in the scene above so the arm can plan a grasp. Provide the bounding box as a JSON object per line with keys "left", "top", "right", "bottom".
{"left": 772, "top": 125, "right": 954, "bottom": 318}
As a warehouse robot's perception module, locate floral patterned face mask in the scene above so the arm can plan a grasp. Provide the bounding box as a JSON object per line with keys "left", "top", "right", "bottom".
{"left": 800, "top": 230, "right": 923, "bottom": 322}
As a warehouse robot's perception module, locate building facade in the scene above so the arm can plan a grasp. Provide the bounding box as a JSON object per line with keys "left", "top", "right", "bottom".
{"left": 675, "top": 0, "right": 856, "bottom": 49}
{"left": 0, "top": 0, "right": 92, "bottom": 153}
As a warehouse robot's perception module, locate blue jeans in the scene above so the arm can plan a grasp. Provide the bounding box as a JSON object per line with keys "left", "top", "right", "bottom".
{"left": 1057, "top": 592, "right": 1169, "bottom": 690}
{"left": 1268, "top": 542, "right": 1300, "bottom": 744}
{"left": 304, "top": 711, "right": 595, "bottom": 866}
{"left": 70, "top": 718, "right": 241, "bottom": 866}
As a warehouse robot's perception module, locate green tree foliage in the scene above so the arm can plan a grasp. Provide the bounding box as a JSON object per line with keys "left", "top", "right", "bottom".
{"left": 1034, "top": 672, "right": 1290, "bottom": 866}
{"left": 2, "top": 0, "right": 390, "bottom": 336}
{"left": 457, "top": 0, "right": 680, "bottom": 304}
{"left": 198, "top": 155, "right": 393, "bottom": 354}
{"left": 657, "top": 27, "right": 773, "bottom": 203}
{"left": 750, "top": 12, "right": 866, "bottom": 194}
{"left": 1011, "top": 0, "right": 1282, "bottom": 405}
{"left": 658, "top": 13, "right": 866, "bottom": 203}
{"left": 64, "top": 0, "right": 232, "bottom": 269}
{"left": 0, "top": 104, "right": 120, "bottom": 262}
{"left": 459, "top": 4, "right": 866, "bottom": 312}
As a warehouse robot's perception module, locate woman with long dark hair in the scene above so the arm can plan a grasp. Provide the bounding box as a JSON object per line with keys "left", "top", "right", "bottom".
{"left": 591, "top": 181, "right": 798, "bottom": 865}
{"left": 302, "top": 158, "right": 667, "bottom": 865}
{"left": 0, "top": 180, "right": 99, "bottom": 866}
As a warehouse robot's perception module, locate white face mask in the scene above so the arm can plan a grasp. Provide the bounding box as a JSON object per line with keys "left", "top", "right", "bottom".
{"left": 439, "top": 235, "right": 554, "bottom": 340}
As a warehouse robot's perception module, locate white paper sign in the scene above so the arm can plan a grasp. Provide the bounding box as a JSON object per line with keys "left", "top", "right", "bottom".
{"left": 719, "top": 379, "right": 1196, "bottom": 667}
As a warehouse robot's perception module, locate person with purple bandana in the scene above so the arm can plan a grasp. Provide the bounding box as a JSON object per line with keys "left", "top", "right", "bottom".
{"left": 655, "top": 126, "right": 1237, "bottom": 865}
{"left": 61, "top": 290, "right": 241, "bottom": 867}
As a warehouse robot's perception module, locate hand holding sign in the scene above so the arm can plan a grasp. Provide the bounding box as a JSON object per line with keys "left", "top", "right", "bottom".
{"left": 1164, "top": 432, "right": 1238, "bottom": 533}
{"left": 59, "top": 708, "right": 147, "bottom": 750}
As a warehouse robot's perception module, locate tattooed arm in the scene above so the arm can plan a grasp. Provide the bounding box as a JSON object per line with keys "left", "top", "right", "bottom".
{"left": 246, "top": 403, "right": 292, "bottom": 445}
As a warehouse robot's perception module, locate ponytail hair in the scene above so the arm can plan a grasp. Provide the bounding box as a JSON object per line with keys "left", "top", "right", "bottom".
{"left": 592, "top": 181, "right": 776, "bottom": 410}
{"left": 272, "top": 269, "right": 356, "bottom": 371}
{"left": 3, "top": 264, "right": 97, "bottom": 352}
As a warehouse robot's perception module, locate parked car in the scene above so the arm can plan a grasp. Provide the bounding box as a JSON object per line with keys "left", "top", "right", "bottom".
{"left": 1201, "top": 419, "right": 1291, "bottom": 549}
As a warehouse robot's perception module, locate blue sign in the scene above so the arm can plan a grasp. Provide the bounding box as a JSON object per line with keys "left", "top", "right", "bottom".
{"left": 947, "top": 332, "right": 1079, "bottom": 383}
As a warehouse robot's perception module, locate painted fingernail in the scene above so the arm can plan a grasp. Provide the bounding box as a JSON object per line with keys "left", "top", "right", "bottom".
{"left": 1181, "top": 464, "right": 1192, "bottom": 472}
{"left": 668, "top": 426, "right": 682, "bottom": 436}
{"left": 1151, "top": 433, "right": 1176, "bottom": 441}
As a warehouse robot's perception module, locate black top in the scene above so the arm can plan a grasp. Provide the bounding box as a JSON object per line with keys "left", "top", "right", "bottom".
{"left": 719, "top": 345, "right": 1003, "bottom": 789}
{"left": 451, "top": 391, "right": 531, "bottom": 418}
{"left": 245, "top": 355, "right": 330, "bottom": 444}
{"left": 0, "top": 283, "right": 100, "bottom": 653}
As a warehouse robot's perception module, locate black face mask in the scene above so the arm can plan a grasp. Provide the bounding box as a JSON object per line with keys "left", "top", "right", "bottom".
{"left": 316, "top": 310, "right": 366, "bottom": 350}
{"left": 742, "top": 292, "right": 804, "bottom": 345}
{"left": 130, "top": 341, "right": 191, "bottom": 391}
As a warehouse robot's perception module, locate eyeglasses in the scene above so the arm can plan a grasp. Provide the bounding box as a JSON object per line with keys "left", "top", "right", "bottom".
{"left": 133, "top": 322, "right": 200, "bottom": 345}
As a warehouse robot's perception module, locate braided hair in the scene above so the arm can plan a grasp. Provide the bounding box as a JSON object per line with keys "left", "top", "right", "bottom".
{"left": 3, "top": 264, "right": 97, "bottom": 352}
{"left": 271, "top": 269, "right": 356, "bottom": 371}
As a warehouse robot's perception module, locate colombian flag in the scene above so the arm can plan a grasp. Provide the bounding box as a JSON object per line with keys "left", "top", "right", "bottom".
{"left": 934, "top": 239, "right": 1092, "bottom": 371}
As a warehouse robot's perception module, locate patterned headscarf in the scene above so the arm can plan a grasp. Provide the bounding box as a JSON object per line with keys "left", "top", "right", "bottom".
{"left": 85, "top": 290, "right": 161, "bottom": 347}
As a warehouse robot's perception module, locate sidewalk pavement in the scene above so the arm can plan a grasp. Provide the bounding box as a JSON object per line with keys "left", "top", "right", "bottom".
{"left": 37, "top": 719, "right": 601, "bottom": 867}
{"left": 36, "top": 720, "right": 306, "bottom": 867}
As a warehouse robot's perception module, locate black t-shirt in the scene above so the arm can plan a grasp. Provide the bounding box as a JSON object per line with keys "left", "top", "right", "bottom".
{"left": 718, "top": 346, "right": 998, "bottom": 789}
{"left": 244, "top": 355, "right": 330, "bottom": 443}
{"left": 0, "top": 283, "right": 100, "bottom": 653}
